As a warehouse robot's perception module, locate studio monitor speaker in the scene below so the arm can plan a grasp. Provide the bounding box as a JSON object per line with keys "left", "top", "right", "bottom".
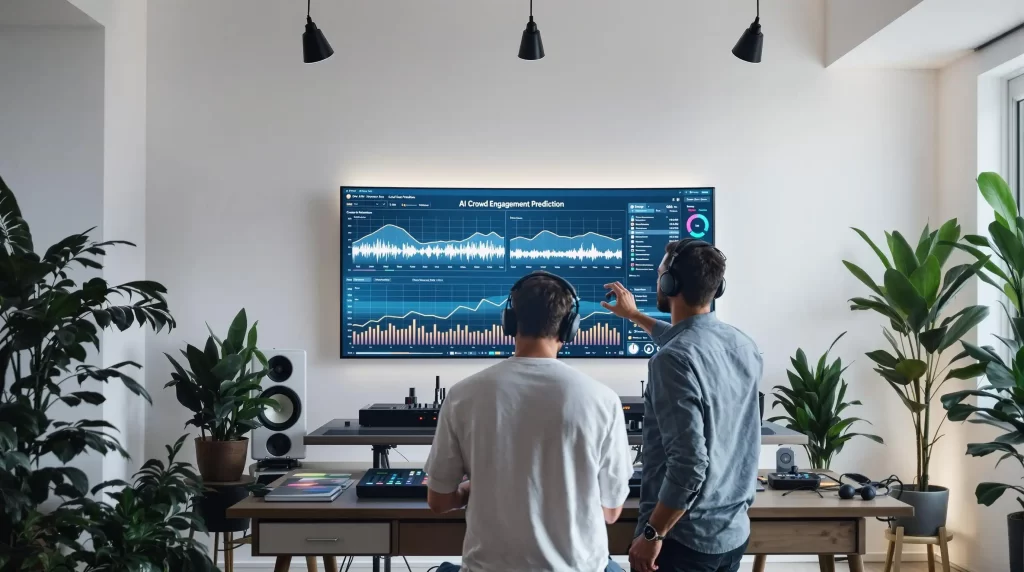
{"left": 776, "top": 447, "right": 795, "bottom": 473}
{"left": 252, "top": 349, "right": 307, "bottom": 461}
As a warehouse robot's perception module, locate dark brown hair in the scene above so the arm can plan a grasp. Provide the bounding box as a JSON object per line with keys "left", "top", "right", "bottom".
{"left": 511, "top": 274, "right": 575, "bottom": 339}
{"left": 664, "top": 241, "right": 726, "bottom": 306}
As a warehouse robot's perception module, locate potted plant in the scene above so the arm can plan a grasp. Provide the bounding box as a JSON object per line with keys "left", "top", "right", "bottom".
{"left": 940, "top": 172, "right": 1024, "bottom": 571}
{"left": 165, "top": 309, "right": 273, "bottom": 482}
{"left": 768, "top": 333, "right": 883, "bottom": 470}
{"left": 844, "top": 219, "right": 989, "bottom": 535}
{"left": 0, "top": 175, "right": 214, "bottom": 570}
{"left": 57, "top": 435, "right": 215, "bottom": 572}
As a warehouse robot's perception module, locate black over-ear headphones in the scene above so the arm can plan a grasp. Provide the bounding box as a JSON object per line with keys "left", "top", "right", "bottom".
{"left": 837, "top": 473, "right": 885, "bottom": 501}
{"left": 501, "top": 271, "right": 582, "bottom": 344}
{"left": 657, "top": 239, "right": 727, "bottom": 300}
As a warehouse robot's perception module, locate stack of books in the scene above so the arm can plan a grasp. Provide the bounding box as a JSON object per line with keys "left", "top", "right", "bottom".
{"left": 264, "top": 472, "right": 353, "bottom": 503}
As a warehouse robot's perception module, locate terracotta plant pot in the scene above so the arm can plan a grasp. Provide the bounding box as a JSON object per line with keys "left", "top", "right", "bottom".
{"left": 194, "top": 437, "right": 248, "bottom": 483}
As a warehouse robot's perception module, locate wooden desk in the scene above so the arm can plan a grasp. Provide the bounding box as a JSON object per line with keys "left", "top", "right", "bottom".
{"left": 228, "top": 469, "right": 912, "bottom": 572}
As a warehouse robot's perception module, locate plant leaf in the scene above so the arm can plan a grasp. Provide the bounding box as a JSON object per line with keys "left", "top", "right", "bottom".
{"left": 890, "top": 231, "right": 920, "bottom": 276}
{"left": 226, "top": 309, "right": 248, "bottom": 351}
{"left": 852, "top": 228, "right": 892, "bottom": 270}
{"left": 978, "top": 172, "right": 1017, "bottom": 228}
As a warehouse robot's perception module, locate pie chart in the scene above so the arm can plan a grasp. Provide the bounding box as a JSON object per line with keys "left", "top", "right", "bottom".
{"left": 687, "top": 213, "right": 710, "bottom": 238}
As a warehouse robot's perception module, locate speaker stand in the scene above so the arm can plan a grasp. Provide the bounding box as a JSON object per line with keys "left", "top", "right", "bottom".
{"left": 256, "top": 458, "right": 300, "bottom": 472}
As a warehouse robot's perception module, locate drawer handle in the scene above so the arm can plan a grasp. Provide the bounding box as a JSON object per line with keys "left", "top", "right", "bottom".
{"left": 306, "top": 538, "right": 339, "bottom": 543}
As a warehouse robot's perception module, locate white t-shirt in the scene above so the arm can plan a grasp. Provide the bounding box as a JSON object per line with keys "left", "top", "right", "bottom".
{"left": 424, "top": 357, "right": 633, "bottom": 572}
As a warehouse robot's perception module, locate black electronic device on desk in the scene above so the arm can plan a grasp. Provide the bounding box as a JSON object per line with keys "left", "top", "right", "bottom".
{"left": 766, "top": 471, "right": 821, "bottom": 491}
{"left": 356, "top": 469, "right": 430, "bottom": 499}
{"left": 359, "top": 377, "right": 447, "bottom": 428}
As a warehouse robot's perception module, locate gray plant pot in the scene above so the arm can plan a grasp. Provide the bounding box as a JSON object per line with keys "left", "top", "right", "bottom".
{"left": 890, "top": 484, "right": 948, "bottom": 536}
{"left": 1010, "top": 512, "right": 1024, "bottom": 572}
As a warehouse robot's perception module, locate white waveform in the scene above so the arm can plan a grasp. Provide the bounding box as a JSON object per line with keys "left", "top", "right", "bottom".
{"left": 352, "top": 225, "right": 506, "bottom": 262}
{"left": 354, "top": 239, "right": 506, "bottom": 262}
{"left": 509, "top": 244, "right": 623, "bottom": 262}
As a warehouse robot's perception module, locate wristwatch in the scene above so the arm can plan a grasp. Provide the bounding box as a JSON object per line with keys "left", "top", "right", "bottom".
{"left": 643, "top": 523, "right": 666, "bottom": 542}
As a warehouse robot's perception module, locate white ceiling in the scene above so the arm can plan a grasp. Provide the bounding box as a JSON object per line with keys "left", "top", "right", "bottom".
{"left": 0, "top": 0, "right": 98, "bottom": 27}
{"left": 830, "top": 0, "right": 1024, "bottom": 68}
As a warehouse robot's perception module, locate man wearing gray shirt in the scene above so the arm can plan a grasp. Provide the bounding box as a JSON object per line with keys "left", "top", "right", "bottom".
{"left": 603, "top": 239, "right": 761, "bottom": 572}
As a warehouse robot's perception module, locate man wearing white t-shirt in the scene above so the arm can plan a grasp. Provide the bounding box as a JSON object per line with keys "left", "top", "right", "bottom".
{"left": 425, "top": 271, "right": 634, "bottom": 572}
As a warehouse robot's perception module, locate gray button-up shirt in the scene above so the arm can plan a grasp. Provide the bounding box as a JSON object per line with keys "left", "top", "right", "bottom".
{"left": 635, "top": 313, "right": 762, "bottom": 555}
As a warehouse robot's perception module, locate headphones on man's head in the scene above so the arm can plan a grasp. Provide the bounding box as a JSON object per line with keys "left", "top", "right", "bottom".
{"left": 657, "top": 239, "right": 727, "bottom": 299}
{"left": 501, "top": 271, "right": 581, "bottom": 344}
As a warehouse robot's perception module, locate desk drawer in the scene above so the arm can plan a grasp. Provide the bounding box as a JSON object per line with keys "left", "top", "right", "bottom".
{"left": 258, "top": 522, "right": 391, "bottom": 555}
{"left": 748, "top": 520, "right": 858, "bottom": 554}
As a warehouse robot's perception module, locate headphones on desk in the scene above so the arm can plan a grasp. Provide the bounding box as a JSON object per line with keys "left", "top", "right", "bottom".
{"left": 658, "top": 239, "right": 726, "bottom": 299}
{"left": 501, "top": 271, "right": 581, "bottom": 344}
{"left": 837, "top": 473, "right": 888, "bottom": 501}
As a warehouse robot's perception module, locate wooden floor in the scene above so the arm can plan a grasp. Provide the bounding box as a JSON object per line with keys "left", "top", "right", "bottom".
{"left": 740, "top": 564, "right": 932, "bottom": 571}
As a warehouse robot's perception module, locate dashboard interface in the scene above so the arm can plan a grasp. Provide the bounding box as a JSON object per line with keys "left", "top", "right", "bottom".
{"left": 341, "top": 187, "right": 715, "bottom": 358}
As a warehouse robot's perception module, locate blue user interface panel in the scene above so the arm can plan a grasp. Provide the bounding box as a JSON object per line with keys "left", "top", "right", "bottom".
{"left": 341, "top": 187, "right": 714, "bottom": 358}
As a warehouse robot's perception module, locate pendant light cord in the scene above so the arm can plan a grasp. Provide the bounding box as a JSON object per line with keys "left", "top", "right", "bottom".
{"left": 530, "top": 0, "right": 533, "bottom": 18}
{"left": 756, "top": 0, "right": 759, "bottom": 18}
{"left": 308, "top": 0, "right": 311, "bottom": 17}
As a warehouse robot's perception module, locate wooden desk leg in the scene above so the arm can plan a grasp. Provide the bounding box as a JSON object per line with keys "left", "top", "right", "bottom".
{"left": 938, "top": 527, "right": 951, "bottom": 572}
{"left": 927, "top": 545, "right": 936, "bottom": 572}
{"left": 818, "top": 555, "right": 836, "bottom": 572}
{"left": 274, "top": 556, "right": 292, "bottom": 572}
{"left": 225, "top": 532, "right": 233, "bottom": 572}
{"left": 752, "top": 554, "right": 766, "bottom": 572}
{"left": 324, "top": 556, "right": 338, "bottom": 572}
{"left": 892, "top": 527, "right": 904, "bottom": 572}
{"left": 306, "top": 556, "right": 319, "bottom": 572}
{"left": 849, "top": 554, "right": 865, "bottom": 572}
{"left": 213, "top": 532, "right": 219, "bottom": 567}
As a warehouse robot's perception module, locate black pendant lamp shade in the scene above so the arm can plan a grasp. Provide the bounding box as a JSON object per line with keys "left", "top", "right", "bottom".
{"left": 732, "top": 0, "right": 763, "bottom": 63}
{"left": 303, "top": 0, "right": 334, "bottom": 64}
{"left": 518, "top": 0, "right": 544, "bottom": 60}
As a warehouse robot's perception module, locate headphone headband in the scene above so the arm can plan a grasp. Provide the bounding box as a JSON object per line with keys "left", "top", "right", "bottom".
{"left": 502, "top": 271, "right": 582, "bottom": 344}
{"left": 659, "top": 239, "right": 726, "bottom": 300}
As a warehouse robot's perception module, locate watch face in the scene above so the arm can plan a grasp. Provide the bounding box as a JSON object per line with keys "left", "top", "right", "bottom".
{"left": 644, "top": 524, "right": 657, "bottom": 541}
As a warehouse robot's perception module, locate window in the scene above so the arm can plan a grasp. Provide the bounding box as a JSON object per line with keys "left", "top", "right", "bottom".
{"left": 1012, "top": 74, "right": 1024, "bottom": 206}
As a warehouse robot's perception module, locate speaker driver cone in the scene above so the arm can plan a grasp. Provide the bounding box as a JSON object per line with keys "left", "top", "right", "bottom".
{"left": 266, "top": 433, "right": 292, "bottom": 457}
{"left": 258, "top": 386, "right": 301, "bottom": 431}
{"left": 267, "top": 355, "right": 293, "bottom": 382}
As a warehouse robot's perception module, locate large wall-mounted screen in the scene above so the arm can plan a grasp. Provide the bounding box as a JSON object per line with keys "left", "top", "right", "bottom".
{"left": 341, "top": 187, "right": 714, "bottom": 358}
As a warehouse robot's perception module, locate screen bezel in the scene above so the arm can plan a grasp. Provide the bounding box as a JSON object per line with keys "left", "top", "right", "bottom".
{"left": 339, "top": 186, "right": 716, "bottom": 359}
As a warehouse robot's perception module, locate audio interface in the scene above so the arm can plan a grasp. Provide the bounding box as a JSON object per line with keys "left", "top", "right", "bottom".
{"left": 358, "top": 403, "right": 441, "bottom": 428}
{"left": 766, "top": 472, "right": 821, "bottom": 491}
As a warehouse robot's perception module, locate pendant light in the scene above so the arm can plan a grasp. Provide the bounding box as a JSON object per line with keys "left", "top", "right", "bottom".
{"left": 518, "top": 0, "right": 545, "bottom": 60}
{"left": 732, "top": 0, "right": 763, "bottom": 63}
{"left": 303, "top": 0, "right": 334, "bottom": 64}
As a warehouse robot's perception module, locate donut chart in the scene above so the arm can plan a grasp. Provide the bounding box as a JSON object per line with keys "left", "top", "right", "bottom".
{"left": 686, "top": 213, "right": 710, "bottom": 238}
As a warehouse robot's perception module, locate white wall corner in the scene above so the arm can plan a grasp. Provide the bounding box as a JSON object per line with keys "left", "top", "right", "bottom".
{"left": 825, "top": 0, "right": 924, "bottom": 66}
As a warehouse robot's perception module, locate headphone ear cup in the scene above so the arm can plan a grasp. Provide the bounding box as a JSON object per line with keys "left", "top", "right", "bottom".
{"left": 860, "top": 485, "right": 877, "bottom": 501}
{"left": 838, "top": 484, "right": 856, "bottom": 500}
{"left": 716, "top": 278, "right": 726, "bottom": 299}
{"left": 658, "top": 272, "right": 679, "bottom": 297}
{"left": 501, "top": 308, "right": 517, "bottom": 337}
{"left": 561, "top": 313, "right": 581, "bottom": 344}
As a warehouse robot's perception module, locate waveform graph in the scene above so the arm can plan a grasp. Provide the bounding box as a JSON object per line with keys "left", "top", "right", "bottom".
{"left": 508, "top": 213, "right": 624, "bottom": 268}
{"left": 345, "top": 212, "right": 507, "bottom": 270}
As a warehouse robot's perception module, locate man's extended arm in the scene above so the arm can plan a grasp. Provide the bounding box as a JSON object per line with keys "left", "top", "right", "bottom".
{"left": 601, "top": 282, "right": 673, "bottom": 343}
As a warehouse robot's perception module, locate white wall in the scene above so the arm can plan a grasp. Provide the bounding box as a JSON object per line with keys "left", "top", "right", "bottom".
{"left": 0, "top": 23, "right": 106, "bottom": 493}
{"left": 67, "top": 0, "right": 150, "bottom": 483}
{"left": 145, "top": 0, "right": 940, "bottom": 563}
{"left": 936, "top": 27, "right": 1024, "bottom": 572}
{"left": 825, "top": 0, "right": 923, "bottom": 66}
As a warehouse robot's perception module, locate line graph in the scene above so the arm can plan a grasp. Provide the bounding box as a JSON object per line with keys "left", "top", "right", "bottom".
{"left": 352, "top": 225, "right": 505, "bottom": 264}
{"left": 510, "top": 231, "right": 622, "bottom": 264}
{"left": 346, "top": 212, "right": 506, "bottom": 268}
{"left": 344, "top": 282, "right": 620, "bottom": 348}
{"left": 509, "top": 213, "right": 623, "bottom": 267}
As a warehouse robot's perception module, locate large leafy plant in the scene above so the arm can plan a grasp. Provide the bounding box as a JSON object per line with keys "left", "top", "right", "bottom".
{"left": 769, "top": 332, "right": 883, "bottom": 469}
{"left": 942, "top": 321, "right": 1024, "bottom": 510}
{"left": 165, "top": 309, "right": 272, "bottom": 441}
{"left": 0, "top": 176, "right": 186, "bottom": 569}
{"left": 941, "top": 172, "right": 1024, "bottom": 512}
{"left": 844, "top": 219, "right": 989, "bottom": 489}
{"left": 57, "top": 435, "right": 215, "bottom": 572}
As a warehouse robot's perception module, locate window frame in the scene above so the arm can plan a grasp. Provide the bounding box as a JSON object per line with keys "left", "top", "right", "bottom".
{"left": 1011, "top": 73, "right": 1024, "bottom": 207}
